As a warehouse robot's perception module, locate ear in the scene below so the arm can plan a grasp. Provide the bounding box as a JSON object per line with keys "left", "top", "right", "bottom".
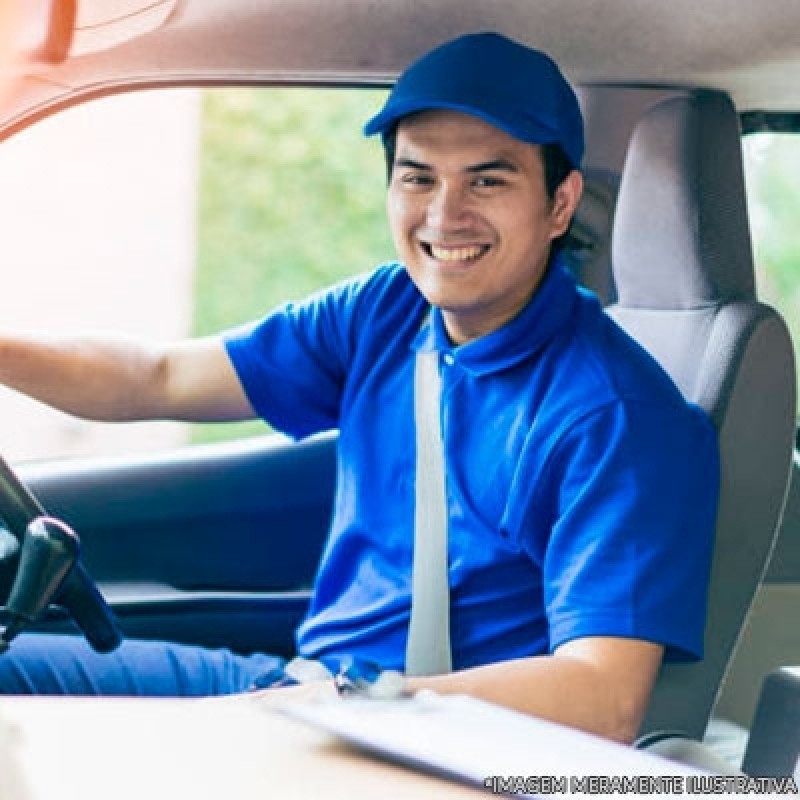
{"left": 549, "top": 169, "right": 584, "bottom": 239}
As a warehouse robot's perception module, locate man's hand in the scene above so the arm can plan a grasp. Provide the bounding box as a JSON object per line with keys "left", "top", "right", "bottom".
{"left": 405, "top": 637, "right": 663, "bottom": 744}
{"left": 244, "top": 680, "right": 339, "bottom": 709}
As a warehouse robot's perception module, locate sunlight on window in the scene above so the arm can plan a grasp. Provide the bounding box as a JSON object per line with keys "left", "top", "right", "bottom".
{"left": 0, "top": 87, "right": 391, "bottom": 462}
{"left": 0, "top": 90, "right": 200, "bottom": 464}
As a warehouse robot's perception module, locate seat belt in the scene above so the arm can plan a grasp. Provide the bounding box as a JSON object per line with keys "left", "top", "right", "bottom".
{"left": 405, "top": 348, "right": 452, "bottom": 676}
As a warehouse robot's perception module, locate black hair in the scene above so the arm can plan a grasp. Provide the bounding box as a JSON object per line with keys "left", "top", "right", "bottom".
{"left": 382, "top": 128, "right": 397, "bottom": 183}
{"left": 541, "top": 142, "right": 574, "bottom": 200}
{"left": 541, "top": 142, "right": 576, "bottom": 254}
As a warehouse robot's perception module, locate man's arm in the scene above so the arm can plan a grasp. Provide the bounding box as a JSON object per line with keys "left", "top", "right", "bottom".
{"left": 0, "top": 332, "right": 255, "bottom": 422}
{"left": 406, "top": 637, "right": 663, "bottom": 744}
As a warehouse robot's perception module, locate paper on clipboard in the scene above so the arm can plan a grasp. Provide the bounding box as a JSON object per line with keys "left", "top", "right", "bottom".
{"left": 281, "top": 691, "right": 706, "bottom": 797}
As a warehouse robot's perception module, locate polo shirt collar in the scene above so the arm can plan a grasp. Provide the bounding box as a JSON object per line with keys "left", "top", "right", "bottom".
{"left": 411, "top": 257, "right": 578, "bottom": 377}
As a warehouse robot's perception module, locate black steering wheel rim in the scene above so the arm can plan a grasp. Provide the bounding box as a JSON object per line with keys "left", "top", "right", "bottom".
{"left": 0, "top": 454, "right": 122, "bottom": 653}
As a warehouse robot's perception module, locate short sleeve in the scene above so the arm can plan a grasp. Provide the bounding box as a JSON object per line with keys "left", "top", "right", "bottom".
{"left": 223, "top": 279, "right": 362, "bottom": 438}
{"left": 536, "top": 400, "right": 719, "bottom": 661}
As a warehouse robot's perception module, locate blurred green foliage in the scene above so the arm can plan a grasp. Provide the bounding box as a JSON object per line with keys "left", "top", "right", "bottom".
{"left": 190, "top": 87, "right": 392, "bottom": 443}
{"left": 742, "top": 134, "right": 800, "bottom": 414}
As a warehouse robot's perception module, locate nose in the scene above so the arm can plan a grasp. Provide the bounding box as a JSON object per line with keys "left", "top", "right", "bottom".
{"left": 426, "top": 182, "right": 470, "bottom": 231}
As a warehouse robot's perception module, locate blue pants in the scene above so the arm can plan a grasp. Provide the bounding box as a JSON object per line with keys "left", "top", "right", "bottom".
{"left": 0, "top": 634, "right": 285, "bottom": 696}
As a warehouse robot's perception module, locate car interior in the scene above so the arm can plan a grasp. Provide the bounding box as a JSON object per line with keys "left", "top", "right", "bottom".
{"left": 1, "top": 0, "right": 799, "bottom": 779}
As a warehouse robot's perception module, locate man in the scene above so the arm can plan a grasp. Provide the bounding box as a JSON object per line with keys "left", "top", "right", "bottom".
{"left": 0, "top": 32, "right": 719, "bottom": 745}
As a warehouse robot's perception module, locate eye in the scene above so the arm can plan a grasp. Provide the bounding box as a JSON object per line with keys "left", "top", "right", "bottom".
{"left": 396, "top": 171, "right": 435, "bottom": 191}
{"left": 402, "top": 172, "right": 433, "bottom": 185}
{"left": 472, "top": 175, "right": 506, "bottom": 189}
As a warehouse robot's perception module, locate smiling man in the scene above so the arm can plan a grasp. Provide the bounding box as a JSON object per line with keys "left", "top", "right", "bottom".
{"left": 0, "top": 32, "right": 719, "bottom": 745}
{"left": 386, "top": 109, "right": 581, "bottom": 344}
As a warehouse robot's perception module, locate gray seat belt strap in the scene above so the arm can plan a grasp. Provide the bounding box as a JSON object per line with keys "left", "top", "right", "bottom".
{"left": 405, "top": 348, "right": 452, "bottom": 676}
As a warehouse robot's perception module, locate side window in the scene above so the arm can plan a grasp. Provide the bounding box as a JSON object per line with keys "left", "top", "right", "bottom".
{"left": 0, "top": 87, "right": 390, "bottom": 464}
{"left": 742, "top": 133, "right": 800, "bottom": 431}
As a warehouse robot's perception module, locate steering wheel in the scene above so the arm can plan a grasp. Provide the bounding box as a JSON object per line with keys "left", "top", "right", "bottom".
{"left": 0, "top": 454, "right": 122, "bottom": 654}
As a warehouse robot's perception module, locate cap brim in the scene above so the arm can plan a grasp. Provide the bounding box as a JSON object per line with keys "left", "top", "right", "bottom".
{"left": 365, "top": 97, "right": 558, "bottom": 145}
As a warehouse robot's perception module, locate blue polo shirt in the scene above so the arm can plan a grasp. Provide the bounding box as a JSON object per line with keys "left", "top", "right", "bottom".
{"left": 224, "top": 259, "right": 719, "bottom": 673}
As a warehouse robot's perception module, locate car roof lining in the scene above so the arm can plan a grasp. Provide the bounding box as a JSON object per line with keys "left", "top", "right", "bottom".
{"left": 3, "top": 0, "right": 800, "bottom": 138}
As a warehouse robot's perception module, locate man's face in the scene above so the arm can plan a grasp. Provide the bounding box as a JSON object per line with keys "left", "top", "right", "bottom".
{"left": 387, "top": 109, "right": 582, "bottom": 344}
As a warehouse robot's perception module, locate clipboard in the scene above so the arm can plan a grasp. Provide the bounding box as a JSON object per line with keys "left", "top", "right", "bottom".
{"left": 281, "top": 691, "right": 707, "bottom": 797}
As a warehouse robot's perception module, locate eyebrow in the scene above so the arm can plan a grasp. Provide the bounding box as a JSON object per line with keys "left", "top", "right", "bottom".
{"left": 393, "top": 157, "right": 519, "bottom": 173}
{"left": 394, "top": 157, "right": 432, "bottom": 171}
{"left": 466, "top": 159, "right": 519, "bottom": 174}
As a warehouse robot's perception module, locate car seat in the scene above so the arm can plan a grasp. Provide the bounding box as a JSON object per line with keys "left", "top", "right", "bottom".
{"left": 605, "top": 90, "right": 797, "bottom": 753}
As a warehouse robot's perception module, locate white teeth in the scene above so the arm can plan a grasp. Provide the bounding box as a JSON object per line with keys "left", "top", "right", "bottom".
{"left": 428, "top": 244, "right": 486, "bottom": 262}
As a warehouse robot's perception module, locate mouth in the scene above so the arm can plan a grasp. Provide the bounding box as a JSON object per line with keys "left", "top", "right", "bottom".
{"left": 421, "top": 242, "right": 491, "bottom": 264}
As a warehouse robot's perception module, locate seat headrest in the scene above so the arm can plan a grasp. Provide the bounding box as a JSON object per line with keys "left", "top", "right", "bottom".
{"left": 612, "top": 91, "right": 756, "bottom": 310}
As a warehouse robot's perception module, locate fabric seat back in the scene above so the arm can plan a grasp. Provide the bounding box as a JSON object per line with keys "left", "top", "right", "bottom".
{"left": 606, "top": 90, "right": 796, "bottom": 739}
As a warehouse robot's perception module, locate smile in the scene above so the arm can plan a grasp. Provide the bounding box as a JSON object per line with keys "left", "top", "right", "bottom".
{"left": 423, "top": 243, "right": 491, "bottom": 263}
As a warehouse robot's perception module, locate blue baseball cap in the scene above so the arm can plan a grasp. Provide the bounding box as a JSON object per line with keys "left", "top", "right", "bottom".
{"left": 364, "top": 32, "right": 584, "bottom": 168}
